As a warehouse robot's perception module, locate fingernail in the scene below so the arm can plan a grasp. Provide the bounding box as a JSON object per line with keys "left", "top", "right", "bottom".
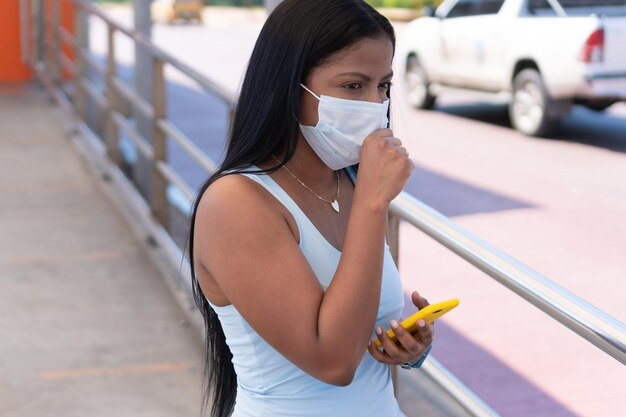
{"left": 376, "top": 326, "right": 383, "bottom": 335}
{"left": 418, "top": 320, "right": 425, "bottom": 328}
{"left": 390, "top": 320, "right": 399, "bottom": 329}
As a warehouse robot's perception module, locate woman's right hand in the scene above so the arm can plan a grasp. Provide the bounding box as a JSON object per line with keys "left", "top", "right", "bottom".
{"left": 356, "top": 128, "right": 414, "bottom": 210}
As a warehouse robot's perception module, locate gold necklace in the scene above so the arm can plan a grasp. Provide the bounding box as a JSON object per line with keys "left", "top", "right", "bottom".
{"left": 271, "top": 155, "right": 341, "bottom": 213}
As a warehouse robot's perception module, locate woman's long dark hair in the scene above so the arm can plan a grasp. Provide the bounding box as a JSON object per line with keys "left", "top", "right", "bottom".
{"left": 187, "top": 1, "right": 395, "bottom": 416}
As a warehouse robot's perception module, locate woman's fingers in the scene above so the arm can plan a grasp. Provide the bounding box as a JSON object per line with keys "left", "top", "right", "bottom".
{"left": 389, "top": 320, "right": 423, "bottom": 356}
{"left": 411, "top": 291, "right": 435, "bottom": 339}
{"left": 411, "top": 290, "right": 429, "bottom": 309}
{"left": 358, "top": 130, "right": 414, "bottom": 205}
{"left": 394, "top": 146, "right": 408, "bottom": 157}
{"left": 367, "top": 340, "right": 394, "bottom": 365}
{"left": 385, "top": 136, "right": 402, "bottom": 146}
{"left": 382, "top": 136, "right": 409, "bottom": 157}
{"left": 413, "top": 319, "right": 434, "bottom": 347}
{"left": 376, "top": 325, "right": 405, "bottom": 361}
{"left": 374, "top": 325, "right": 419, "bottom": 364}
{"left": 369, "top": 291, "right": 437, "bottom": 365}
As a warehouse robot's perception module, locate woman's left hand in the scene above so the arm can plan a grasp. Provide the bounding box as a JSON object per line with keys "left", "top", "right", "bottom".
{"left": 367, "top": 290, "right": 434, "bottom": 365}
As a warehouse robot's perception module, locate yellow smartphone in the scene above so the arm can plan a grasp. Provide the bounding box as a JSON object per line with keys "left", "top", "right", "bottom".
{"left": 374, "top": 298, "right": 459, "bottom": 349}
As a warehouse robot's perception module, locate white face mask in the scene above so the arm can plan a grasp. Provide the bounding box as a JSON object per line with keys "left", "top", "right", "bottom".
{"left": 299, "top": 84, "right": 390, "bottom": 170}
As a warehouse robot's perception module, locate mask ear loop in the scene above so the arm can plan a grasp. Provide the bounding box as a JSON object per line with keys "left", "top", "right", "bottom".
{"left": 385, "top": 86, "right": 392, "bottom": 129}
{"left": 300, "top": 83, "right": 322, "bottom": 101}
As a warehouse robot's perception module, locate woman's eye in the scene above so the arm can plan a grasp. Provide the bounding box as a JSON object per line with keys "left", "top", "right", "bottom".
{"left": 343, "top": 82, "right": 362, "bottom": 90}
{"left": 379, "top": 81, "right": 393, "bottom": 90}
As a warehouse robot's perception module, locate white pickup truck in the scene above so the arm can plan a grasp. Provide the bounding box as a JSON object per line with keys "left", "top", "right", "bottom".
{"left": 397, "top": 0, "right": 626, "bottom": 136}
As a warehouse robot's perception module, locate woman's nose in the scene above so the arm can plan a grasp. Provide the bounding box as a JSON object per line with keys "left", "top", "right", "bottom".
{"left": 366, "top": 89, "right": 387, "bottom": 104}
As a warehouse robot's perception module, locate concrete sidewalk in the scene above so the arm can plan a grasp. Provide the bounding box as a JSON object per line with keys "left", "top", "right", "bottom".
{"left": 0, "top": 85, "right": 204, "bottom": 417}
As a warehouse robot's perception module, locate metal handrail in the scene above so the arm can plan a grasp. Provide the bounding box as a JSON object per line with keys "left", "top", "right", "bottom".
{"left": 60, "top": 53, "right": 77, "bottom": 75}
{"left": 421, "top": 357, "right": 499, "bottom": 417}
{"left": 110, "top": 112, "right": 154, "bottom": 159}
{"left": 390, "top": 193, "right": 626, "bottom": 364}
{"left": 79, "top": 48, "right": 107, "bottom": 76}
{"left": 59, "top": 26, "right": 77, "bottom": 47}
{"left": 77, "top": 0, "right": 237, "bottom": 108}
{"left": 157, "top": 119, "right": 218, "bottom": 174}
{"left": 156, "top": 161, "right": 195, "bottom": 201}
{"left": 79, "top": 77, "right": 108, "bottom": 109}
{"left": 111, "top": 77, "right": 155, "bottom": 119}
{"left": 29, "top": 1, "right": 625, "bottom": 416}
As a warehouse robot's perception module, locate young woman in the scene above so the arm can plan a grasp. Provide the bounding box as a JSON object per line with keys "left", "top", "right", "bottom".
{"left": 188, "top": 1, "right": 435, "bottom": 416}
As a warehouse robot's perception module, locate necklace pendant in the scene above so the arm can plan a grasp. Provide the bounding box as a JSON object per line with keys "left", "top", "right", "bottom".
{"left": 330, "top": 199, "right": 340, "bottom": 213}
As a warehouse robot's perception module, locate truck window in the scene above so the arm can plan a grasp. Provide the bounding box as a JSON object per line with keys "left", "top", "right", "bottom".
{"left": 476, "top": 0, "right": 505, "bottom": 14}
{"left": 447, "top": 0, "right": 505, "bottom": 18}
{"left": 529, "top": 0, "right": 626, "bottom": 13}
{"left": 447, "top": 0, "right": 479, "bottom": 18}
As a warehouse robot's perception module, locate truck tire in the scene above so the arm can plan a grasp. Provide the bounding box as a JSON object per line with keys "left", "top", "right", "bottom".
{"left": 406, "top": 55, "right": 436, "bottom": 110}
{"left": 510, "top": 69, "right": 559, "bottom": 137}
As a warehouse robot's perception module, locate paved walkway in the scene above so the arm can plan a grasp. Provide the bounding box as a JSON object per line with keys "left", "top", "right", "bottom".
{"left": 0, "top": 85, "right": 204, "bottom": 417}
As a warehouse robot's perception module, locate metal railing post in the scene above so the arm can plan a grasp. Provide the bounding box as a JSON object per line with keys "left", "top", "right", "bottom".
{"left": 151, "top": 58, "right": 169, "bottom": 231}
{"left": 19, "top": 0, "right": 30, "bottom": 65}
{"left": 33, "top": 0, "right": 45, "bottom": 65}
{"left": 105, "top": 26, "right": 122, "bottom": 166}
{"left": 50, "top": 0, "right": 62, "bottom": 86}
{"left": 73, "top": 3, "right": 87, "bottom": 122}
{"left": 387, "top": 212, "right": 401, "bottom": 397}
{"left": 388, "top": 213, "right": 400, "bottom": 265}
{"left": 228, "top": 106, "right": 236, "bottom": 136}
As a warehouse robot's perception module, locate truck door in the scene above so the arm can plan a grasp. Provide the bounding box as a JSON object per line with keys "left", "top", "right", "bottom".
{"left": 465, "top": 0, "right": 507, "bottom": 90}
{"left": 439, "top": 0, "right": 505, "bottom": 89}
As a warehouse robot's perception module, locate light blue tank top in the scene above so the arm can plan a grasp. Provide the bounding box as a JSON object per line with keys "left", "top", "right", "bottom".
{"left": 207, "top": 166, "right": 407, "bottom": 417}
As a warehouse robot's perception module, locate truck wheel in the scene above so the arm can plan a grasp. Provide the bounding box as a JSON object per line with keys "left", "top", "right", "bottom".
{"left": 406, "top": 55, "right": 436, "bottom": 110}
{"left": 510, "top": 69, "right": 559, "bottom": 136}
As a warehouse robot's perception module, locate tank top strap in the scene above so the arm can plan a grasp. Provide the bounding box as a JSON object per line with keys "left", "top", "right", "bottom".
{"left": 249, "top": 175, "right": 302, "bottom": 217}
{"left": 221, "top": 164, "right": 360, "bottom": 254}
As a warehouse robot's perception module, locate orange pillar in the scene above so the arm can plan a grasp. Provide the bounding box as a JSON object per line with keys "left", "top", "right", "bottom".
{"left": 0, "top": 0, "right": 75, "bottom": 82}
{"left": 0, "top": 0, "right": 32, "bottom": 81}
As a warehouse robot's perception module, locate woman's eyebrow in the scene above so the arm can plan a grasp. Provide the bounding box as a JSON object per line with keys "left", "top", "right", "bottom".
{"left": 334, "top": 71, "right": 394, "bottom": 81}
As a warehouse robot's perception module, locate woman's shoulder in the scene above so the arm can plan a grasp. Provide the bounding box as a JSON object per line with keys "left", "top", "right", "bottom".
{"left": 199, "top": 172, "right": 265, "bottom": 212}
{"left": 196, "top": 170, "right": 286, "bottom": 231}
{"left": 193, "top": 170, "right": 299, "bottom": 267}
